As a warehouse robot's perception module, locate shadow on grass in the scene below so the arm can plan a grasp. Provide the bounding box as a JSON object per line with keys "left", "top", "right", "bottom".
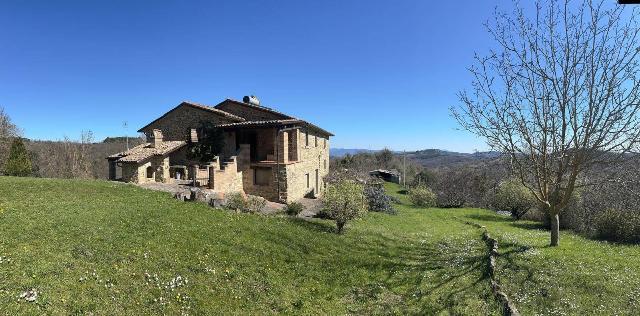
{"left": 465, "top": 213, "right": 549, "bottom": 233}
{"left": 465, "top": 213, "right": 513, "bottom": 223}
{"left": 511, "top": 221, "right": 546, "bottom": 231}
{"left": 282, "top": 218, "right": 496, "bottom": 314}
{"left": 288, "top": 217, "right": 336, "bottom": 234}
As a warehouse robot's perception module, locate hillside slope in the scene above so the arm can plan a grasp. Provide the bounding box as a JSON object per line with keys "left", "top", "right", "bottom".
{"left": 1, "top": 177, "right": 638, "bottom": 315}
{"left": 0, "top": 177, "right": 499, "bottom": 315}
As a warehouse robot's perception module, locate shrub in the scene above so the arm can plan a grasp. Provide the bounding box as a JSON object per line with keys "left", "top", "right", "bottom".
{"left": 223, "top": 192, "right": 247, "bottom": 212}
{"left": 489, "top": 179, "right": 536, "bottom": 219}
{"left": 431, "top": 164, "right": 507, "bottom": 208}
{"left": 245, "top": 195, "right": 266, "bottom": 214}
{"left": 409, "top": 186, "right": 436, "bottom": 208}
{"left": 4, "top": 138, "right": 32, "bottom": 177}
{"left": 593, "top": 209, "right": 640, "bottom": 243}
{"left": 322, "top": 180, "right": 368, "bottom": 233}
{"left": 283, "top": 202, "right": 305, "bottom": 216}
{"left": 364, "top": 181, "right": 396, "bottom": 214}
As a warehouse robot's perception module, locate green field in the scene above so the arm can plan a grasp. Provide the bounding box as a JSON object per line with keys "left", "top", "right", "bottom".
{"left": 0, "top": 177, "right": 638, "bottom": 315}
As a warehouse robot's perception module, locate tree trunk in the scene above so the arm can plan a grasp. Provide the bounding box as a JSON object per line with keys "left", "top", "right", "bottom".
{"left": 550, "top": 213, "right": 560, "bottom": 247}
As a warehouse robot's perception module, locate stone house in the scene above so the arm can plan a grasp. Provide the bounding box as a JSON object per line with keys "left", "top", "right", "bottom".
{"left": 107, "top": 96, "right": 332, "bottom": 203}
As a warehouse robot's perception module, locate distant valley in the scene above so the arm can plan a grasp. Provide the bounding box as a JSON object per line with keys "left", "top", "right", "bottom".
{"left": 330, "top": 148, "right": 501, "bottom": 168}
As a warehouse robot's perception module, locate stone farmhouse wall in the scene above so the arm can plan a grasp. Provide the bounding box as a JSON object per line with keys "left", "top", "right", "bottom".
{"left": 282, "top": 129, "right": 330, "bottom": 203}
{"left": 238, "top": 128, "right": 329, "bottom": 203}
{"left": 121, "top": 157, "right": 171, "bottom": 184}
{"left": 243, "top": 166, "right": 280, "bottom": 201}
{"left": 141, "top": 105, "right": 237, "bottom": 141}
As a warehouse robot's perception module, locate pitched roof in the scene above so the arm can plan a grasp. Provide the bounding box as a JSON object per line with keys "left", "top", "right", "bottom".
{"left": 215, "top": 99, "right": 294, "bottom": 120}
{"left": 137, "top": 99, "right": 333, "bottom": 137}
{"left": 214, "top": 99, "right": 334, "bottom": 136}
{"left": 137, "top": 101, "right": 245, "bottom": 133}
{"left": 108, "top": 141, "right": 186, "bottom": 163}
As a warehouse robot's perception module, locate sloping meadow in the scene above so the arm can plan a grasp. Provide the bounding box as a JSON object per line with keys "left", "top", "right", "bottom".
{"left": 1, "top": 178, "right": 637, "bottom": 314}
{"left": 0, "top": 177, "right": 498, "bottom": 314}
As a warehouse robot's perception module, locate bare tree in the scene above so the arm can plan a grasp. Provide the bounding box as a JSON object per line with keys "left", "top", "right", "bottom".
{"left": 452, "top": 0, "right": 640, "bottom": 246}
{"left": 61, "top": 131, "right": 94, "bottom": 179}
{"left": 0, "top": 107, "right": 19, "bottom": 174}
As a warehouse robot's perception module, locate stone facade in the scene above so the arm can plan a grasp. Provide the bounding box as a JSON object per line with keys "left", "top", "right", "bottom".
{"left": 280, "top": 129, "right": 330, "bottom": 202}
{"left": 109, "top": 98, "right": 332, "bottom": 203}
{"left": 139, "top": 103, "right": 239, "bottom": 141}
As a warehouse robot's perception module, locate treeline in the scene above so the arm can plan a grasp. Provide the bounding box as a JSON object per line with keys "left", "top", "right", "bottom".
{"left": 0, "top": 107, "right": 143, "bottom": 179}
{"left": 25, "top": 135, "right": 144, "bottom": 179}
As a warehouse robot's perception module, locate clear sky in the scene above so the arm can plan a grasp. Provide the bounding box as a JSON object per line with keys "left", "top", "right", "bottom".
{"left": 0, "top": 0, "right": 516, "bottom": 152}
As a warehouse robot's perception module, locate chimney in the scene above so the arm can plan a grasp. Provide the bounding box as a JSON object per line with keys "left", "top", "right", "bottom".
{"left": 151, "top": 129, "right": 163, "bottom": 148}
{"left": 242, "top": 95, "right": 260, "bottom": 106}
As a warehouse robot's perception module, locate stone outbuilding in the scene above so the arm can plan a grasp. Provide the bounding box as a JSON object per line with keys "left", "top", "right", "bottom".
{"left": 107, "top": 96, "right": 333, "bottom": 203}
{"left": 369, "top": 169, "right": 402, "bottom": 184}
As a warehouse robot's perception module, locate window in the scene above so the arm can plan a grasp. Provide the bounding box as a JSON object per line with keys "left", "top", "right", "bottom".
{"left": 254, "top": 167, "right": 271, "bottom": 186}
{"left": 314, "top": 135, "right": 318, "bottom": 147}
{"left": 324, "top": 159, "right": 327, "bottom": 170}
{"left": 146, "top": 166, "right": 154, "bottom": 179}
{"left": 323, "top": 138, "right": 326, "bottom": 149}
{"left": 305, "top": 173, "right": 310, "bottom": 188}
{"left": 305, "top": 131, "right": 309, "bottom": 147}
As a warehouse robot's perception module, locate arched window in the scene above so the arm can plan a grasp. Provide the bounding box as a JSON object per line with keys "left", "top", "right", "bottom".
{"left": 146, "top": 166, "right": 154, "bottom": 179}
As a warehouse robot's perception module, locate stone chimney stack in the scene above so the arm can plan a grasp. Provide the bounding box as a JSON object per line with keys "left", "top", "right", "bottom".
{"left": 151, "top": 129, "right": 163, "bottom": 148}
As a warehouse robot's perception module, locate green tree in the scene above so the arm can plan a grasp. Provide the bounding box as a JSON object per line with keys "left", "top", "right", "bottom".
{"left": 187, "top": 122, "right": 225, "bottom": 163}
{"left": 5, "top": 138, "right": 32, "bottom": 177}
{"left": 490, "top": 179, "right": 536, "bottom": 220}
{"left": 322, "top": 180, "right": 368, "bottom": 233}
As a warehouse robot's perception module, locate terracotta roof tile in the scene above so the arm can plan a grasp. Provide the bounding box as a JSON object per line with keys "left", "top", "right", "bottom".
{"left": 108, "top": 141, "right": 186, "bottom": 163}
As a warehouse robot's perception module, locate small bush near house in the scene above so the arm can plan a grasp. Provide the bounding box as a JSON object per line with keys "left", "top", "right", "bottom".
{"left": 322, "top": 180, "right": 368, "bottom": 234}
{"left": 409, "top": 186, "right": 436, "bottom": 208}
{"left": 283, "top": 202, "right": 305, "bottom": 216}
{"left": 223, "top": 192, "right": 247, "bottom": 212}
{"left": 489, "top": 179, "right": 536, "bottom": 219}
{"left": 245, "top": 195, "right": 267, "bottom": 214}
{"left": 593, "top": 209, "right": 640, "bottom": 244}
{"left": 364, "top": 181, "right": 396, "bottom": 214}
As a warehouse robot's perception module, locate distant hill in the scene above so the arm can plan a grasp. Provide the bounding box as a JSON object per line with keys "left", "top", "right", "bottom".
{"left": 330, "top": 148, "right": 378, "bottom": 157}
{"left": 330, "top": 147, "right": 502, "bottom": 168}
{"left": 102, "top": 136, "right": 144, "bottom": 143}
{"left": 406, "top": 149, "right": 502, "bottom": 168}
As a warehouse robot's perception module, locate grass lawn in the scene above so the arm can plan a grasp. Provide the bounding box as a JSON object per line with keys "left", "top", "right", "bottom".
{"left": 0, "top": 177, "right": 638, "bottom": 315}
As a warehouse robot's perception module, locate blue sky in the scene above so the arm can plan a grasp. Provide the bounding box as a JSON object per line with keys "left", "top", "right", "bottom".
{"left": 0, "top": 0, "right": 516, "bottom": 152}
